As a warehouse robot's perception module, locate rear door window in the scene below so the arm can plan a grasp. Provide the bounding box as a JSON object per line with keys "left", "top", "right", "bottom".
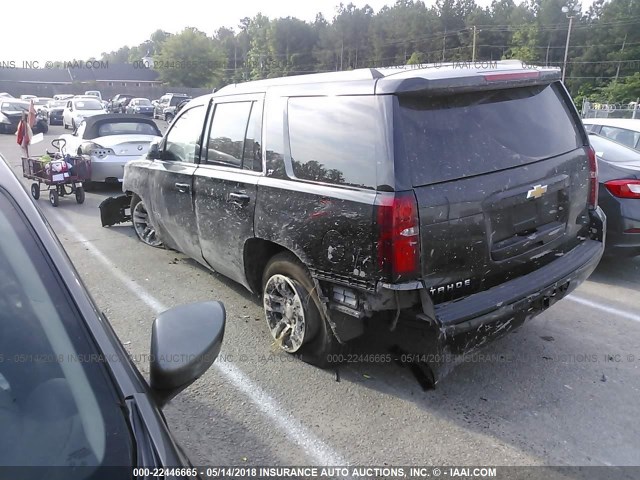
{"left": 205, "top": 102, "right": 252, "bottom": 168}
{"left": 204, "top": 100, "right": 263, "bottom": 171}
{"left": 398, "top": 83, "right": 583, "bottom": 185}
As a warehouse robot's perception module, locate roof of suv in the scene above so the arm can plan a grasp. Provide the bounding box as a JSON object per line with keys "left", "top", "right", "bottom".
{"left": 214, "top": 60, "right": 560, "bottom": 97}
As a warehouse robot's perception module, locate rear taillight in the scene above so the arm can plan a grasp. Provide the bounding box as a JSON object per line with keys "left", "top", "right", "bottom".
{"left": 587, "top": 146, "right": 598, "bottom": 209}
{"left": 604, "top": 179, "right": 640, "bottom": 199}
{"left": 375, "top": 191, "right": 420, "bottom": 281}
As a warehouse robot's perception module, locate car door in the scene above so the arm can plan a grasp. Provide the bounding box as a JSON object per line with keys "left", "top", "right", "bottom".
{"left": 193, "top": 95, "right": 263, "bottom": 286}
{"left": 147, "top": 104, "right": 209, "bottom": 262}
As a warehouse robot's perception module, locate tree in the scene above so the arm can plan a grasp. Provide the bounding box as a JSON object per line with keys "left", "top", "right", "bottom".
{"left": 597, "top": 73, "right": 640, "bottom": 104}
{"left": 154, "top": 28, "right": 224, "bottom": 88}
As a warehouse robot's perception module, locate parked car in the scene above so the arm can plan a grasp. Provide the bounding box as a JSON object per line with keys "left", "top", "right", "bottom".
{"left": 0, "top": 99, "right": 27, "bottom": 134}
{"left": 107, "top": 94, "right": 135, "bottom": 114}
{"left": 53, "top": 94, "right": 74, "bottom": 101}
{"left": 47, "top": 100, "right": 67, "bottom": 125}
{"left": 126, "top": 98, "right": 154, "bottom": 116}
{"left": 59, "top": 114, "right": 162, "bottom": 188}
{"left": 102, "top": 63, "right": 605, "bottom": 381}
{"left": 583, "top": 118, "right": 640, "bottom": 152}
{"left": 0, "top": 153, "right": 226, "bottom": 472}
{"left": 153, "top": 93, "right": 191, "bottom": 122}
{"left": 171, "top": 98, "right": 190, "bottom": 122}
{"left": 588, "top": 132, "right": 640, "bottom": 256}
{"left": 84, "top": 90, "right": 102, "bottom": 101}
{"left": 19, "top": 94, "right": 37, "bottom": 100}
{"left": 0, "top": 92, "right": 14, "bottom": 98}
{"left": 32, "top": 96, "right": 53, "bottom": 115}
{"left": 63, "top": 98, "right": 105, "bottom": 130}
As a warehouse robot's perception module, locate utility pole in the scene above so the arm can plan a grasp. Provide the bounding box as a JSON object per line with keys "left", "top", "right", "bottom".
{"left": 442, "top": 30, "right": 447, "bottom": 62}
{"left": 615, "top": 33, "right": 627, "bottom": 82}
{"left": 561, "top": 5, "right": 580, "bottom": 84}
{"left": 545, "top": 40, "right": 551, "bottom": 66}
{"left": 472, "top": 26, "right": 477, "bottom": 62}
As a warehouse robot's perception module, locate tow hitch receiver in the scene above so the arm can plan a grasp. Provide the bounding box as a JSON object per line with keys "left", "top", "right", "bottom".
{"left": 99, "top": 194, "right": 132, "bottom": 227}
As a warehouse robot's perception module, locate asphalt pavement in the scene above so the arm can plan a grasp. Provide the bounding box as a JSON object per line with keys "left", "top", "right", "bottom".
{"left": 1, "top": 125, "right": 639, "bottom": 469}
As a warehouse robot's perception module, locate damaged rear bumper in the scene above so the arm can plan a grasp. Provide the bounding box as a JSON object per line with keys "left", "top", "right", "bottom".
{"left": 408, "top": 209, "right": 605, "bottom": 384}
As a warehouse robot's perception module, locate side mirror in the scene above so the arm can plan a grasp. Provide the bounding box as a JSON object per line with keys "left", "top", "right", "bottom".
{"left": 150, "top": 301, "right": 225, "bottom": 408}
{"left": 147, "top": 141, "right": 161, "bottom": 160}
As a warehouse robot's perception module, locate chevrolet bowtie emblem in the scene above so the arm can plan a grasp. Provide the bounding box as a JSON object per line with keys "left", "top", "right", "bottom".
{"left": 527, "top": 184, "right": 548, "bottom": 199}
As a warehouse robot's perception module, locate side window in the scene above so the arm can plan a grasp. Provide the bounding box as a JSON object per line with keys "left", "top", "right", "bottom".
{"left": 287, "top": 96, "right": 380, "bottom": 189}
{"left": 243, "top": 101, "right": 263, "bottom": 172}
{"left": 205, "top": 102, "right": 252, "bottom": 168}
{"left": 163, "top": 105, "right": 206, "bottom": 163}
{"left": 600, "top": 126, "right": 640, "bottom": 148}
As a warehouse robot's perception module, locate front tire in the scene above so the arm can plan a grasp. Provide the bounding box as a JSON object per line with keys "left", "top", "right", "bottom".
{"left": 31, "top": 183, "right": 40, "bottom": 200}
{"left": 131, "top": 194, "right": 163, "bottom": 247}
{"left": 75, "top": 186, "right": 85, "bottom": 204}
{"left": 262, "top": 252, "right": 340, "bottom": 367}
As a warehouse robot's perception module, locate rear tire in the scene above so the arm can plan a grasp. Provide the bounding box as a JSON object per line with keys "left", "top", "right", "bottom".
{"left": 262, "top": 252, "right": 341, "bottom": 368}
{"left": 49, "top": 190, "right": 59, "bottom": 207}
{"left": 165, "top": 113, "right": 174, "bottom": 124}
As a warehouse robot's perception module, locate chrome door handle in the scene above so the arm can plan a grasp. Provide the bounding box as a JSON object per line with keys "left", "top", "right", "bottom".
{"left": 175, "top": 182, "right": 190, "bottom": 193}
{"left": 228, "top": 192, "right": 250, "bottom": 206}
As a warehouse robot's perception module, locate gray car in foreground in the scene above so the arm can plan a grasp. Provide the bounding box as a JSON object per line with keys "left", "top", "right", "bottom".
{"left": 0, "top": 154, "right": 225, "bottom": 477}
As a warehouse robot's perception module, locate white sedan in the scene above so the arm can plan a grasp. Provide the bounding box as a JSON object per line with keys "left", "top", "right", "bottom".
{"left": 58, "top": 114, "right": 162, "bottom": 187}
{"left": 62, "top": 98, "right": 105, "bottom": 130}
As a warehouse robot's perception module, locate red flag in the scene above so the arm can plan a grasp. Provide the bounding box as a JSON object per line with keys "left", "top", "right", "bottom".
{"left": 28, "top": 99, "right": 36, "bottom": 128}
{"left": 16, "top": 115, "right": 33, "bottom": 157}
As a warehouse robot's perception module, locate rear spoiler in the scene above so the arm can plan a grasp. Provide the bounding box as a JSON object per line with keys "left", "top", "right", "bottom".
{"left": 375, "top": 68, "right": 561, "bottom": 95}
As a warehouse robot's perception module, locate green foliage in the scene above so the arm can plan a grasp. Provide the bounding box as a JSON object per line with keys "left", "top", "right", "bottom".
{"left": 97, "top": 0, "right": 638, "bottom": 95}
{"left": 596, "top": 73, "right": 640, "bottom": 103}
{"left": 153, "top": 28, "right": 224, "bottom": 88}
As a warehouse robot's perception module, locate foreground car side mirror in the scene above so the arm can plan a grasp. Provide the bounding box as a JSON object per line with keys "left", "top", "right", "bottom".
{"left": 150, "top": 301, "right": 225, "bottom": 407}
{"left": 147, "top": 141, "right": 161, "bottom": 160}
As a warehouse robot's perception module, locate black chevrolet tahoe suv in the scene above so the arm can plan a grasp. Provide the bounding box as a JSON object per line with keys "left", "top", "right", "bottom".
{"left": 101, "top": 61, "right": 606, "bottom": 381}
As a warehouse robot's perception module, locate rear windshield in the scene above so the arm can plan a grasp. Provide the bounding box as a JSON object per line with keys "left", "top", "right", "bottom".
{"left": 97, "top": 121, "right": 160, "bottom": 137}
{"left": 398, "top": 83, "right": 582, "bottom": 185}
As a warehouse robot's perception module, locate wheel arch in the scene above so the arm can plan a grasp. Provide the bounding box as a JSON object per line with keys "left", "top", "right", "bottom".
{"left": 243, "top": 238, "right": 290, "bottom": 294}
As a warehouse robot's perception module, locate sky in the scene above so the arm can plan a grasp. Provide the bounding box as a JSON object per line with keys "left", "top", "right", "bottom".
{"left": 2, "top": 0, "right": 594, "bottom": 64}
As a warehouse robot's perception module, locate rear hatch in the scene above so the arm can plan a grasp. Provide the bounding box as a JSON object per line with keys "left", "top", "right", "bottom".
{"left": 396, "top": 82, "right": 591, "bottom": 303}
